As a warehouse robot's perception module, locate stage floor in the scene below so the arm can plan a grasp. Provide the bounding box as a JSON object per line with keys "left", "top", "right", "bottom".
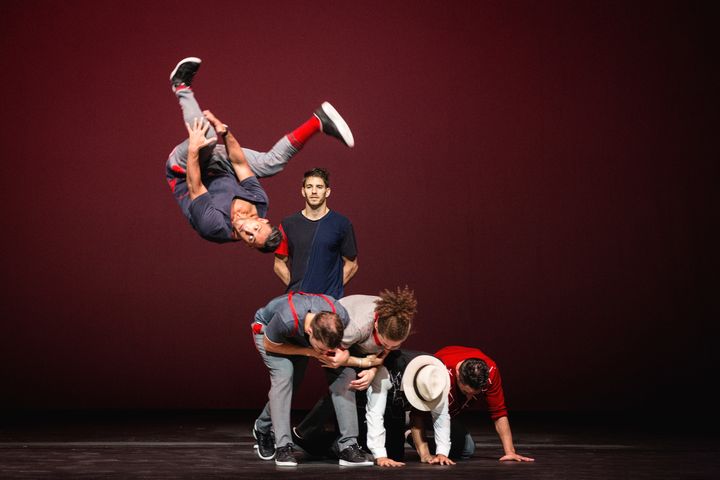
{"left": 1, "top": 410, "right": 718, "bottom": 479}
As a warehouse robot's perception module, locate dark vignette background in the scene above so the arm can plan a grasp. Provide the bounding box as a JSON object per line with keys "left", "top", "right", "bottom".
{"left": 0, "top": 0, "right": 716, "bottom": 417}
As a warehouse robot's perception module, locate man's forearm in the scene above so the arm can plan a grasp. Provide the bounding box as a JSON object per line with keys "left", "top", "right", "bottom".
{"left": 223, "top": 131, "right": 247, "bottom": 166}
{"left": 223, "top": 130, "right": 255, "bottom": 181}
{"left": 264, "top": 338, "right": 315, "bottom": 358}
{"left": 342, "top": 258, "right": 358, "bottom": 285}
{"left": 273, "top": 257, "right": 291, "bottom": 286}
{"left": 409, "top": 419, "right": 432, "bottom": 461}
{"left": 345, "top": 355, "right": 382, "bottom": 368}
{"left": 494, "top": 416, "right": 516, "bottom": 455}
{"left": 186, "top": 147, "right": 206, "bottom": 200}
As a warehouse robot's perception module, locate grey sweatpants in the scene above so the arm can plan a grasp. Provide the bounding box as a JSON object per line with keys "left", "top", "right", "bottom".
{"left": 253, "top": 333, "right": 361, "bottom": 451}
{"left": 166, "top": 88, "right": 298, "bottom": 180}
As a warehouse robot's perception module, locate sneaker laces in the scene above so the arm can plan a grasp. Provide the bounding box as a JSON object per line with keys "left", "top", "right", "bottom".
{"left": 344, "top": 443, "right": 364, "bottom": 458}
{"left": 278, "top": 444, "right": 294, "bottom": 455}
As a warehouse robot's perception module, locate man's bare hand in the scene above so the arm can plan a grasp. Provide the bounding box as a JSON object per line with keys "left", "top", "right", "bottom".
{"left": 185, "top": 117, "right": 216, "bottom": 152}
{"left": 425, "top": 454, "right": 455, "bottom": 465}
{"left": 350, "top": 367, "right": 377, "bottom": 391}
{"left": 500, "top": 453, "right": 535, "bottom": 462}
{"left": 202, "top": 110, "right": 227, "bottom": 135}
{"left": 376, "top": 457, "right": 404, "bottom": 467}
{"left": 317, "top": 348, "right": 349, "bottom": 369}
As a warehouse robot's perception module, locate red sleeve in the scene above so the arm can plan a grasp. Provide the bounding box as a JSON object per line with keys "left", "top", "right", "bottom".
{"left": 485, "top": 365, "right": 508, "bottom": 420}
{"left": 274, "top": 224, "right": 289, "bottom": 256}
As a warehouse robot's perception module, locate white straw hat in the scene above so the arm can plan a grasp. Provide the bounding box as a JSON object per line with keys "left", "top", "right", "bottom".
{"left": 402, "top": 355, "right": 450, "bottom": 411}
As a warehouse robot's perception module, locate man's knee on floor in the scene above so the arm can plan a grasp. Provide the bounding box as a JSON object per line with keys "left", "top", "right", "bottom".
{"left": 460, "top": 433, "right": 476, "bottom": 459}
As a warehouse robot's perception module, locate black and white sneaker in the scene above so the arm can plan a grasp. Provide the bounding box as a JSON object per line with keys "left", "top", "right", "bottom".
{"left": 275, "top": 444, "right": 298, "bottom": 466}
{"left": 252, "top": 421, "right": 276, "bottom": 460}
{"left": 314, "top": 101, "right": 355, "bottom": 148}
{"left": 170, "top": 57, "right": 202, "bottom": 92}
{"left": 338, "top": 444, "right": 374, "bottom": 466}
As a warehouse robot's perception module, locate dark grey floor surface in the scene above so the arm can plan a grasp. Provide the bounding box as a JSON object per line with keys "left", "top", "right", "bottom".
{"left": 1, "top": 410, "right": 718, "bottom": 479}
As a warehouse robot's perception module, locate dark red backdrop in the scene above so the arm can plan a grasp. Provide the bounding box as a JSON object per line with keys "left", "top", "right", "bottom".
{"left": 0, "top": 1, "right": 715, "bottom": 413}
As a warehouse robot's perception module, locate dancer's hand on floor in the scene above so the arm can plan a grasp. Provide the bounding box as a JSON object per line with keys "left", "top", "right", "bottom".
{"left": 376, "top": 457, "right": 404, "bottom": 467}
{"left": 500, "top": 453, "right": 535, "bottom": 462}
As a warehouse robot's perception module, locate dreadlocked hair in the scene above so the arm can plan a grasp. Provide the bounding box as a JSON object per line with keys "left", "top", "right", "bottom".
{"left": 374, "top": 285, "right": 417, "bottom": 341}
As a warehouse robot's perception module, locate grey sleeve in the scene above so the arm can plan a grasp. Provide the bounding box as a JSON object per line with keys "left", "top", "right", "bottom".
{"left": 264, "top": 312, "right": 293, "bottom": 344}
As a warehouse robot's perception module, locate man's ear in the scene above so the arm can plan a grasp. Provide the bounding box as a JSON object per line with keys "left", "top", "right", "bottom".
{"left": 325, "top": 188, "right": 331, "bottom": 198}
{"left": 301, "top": 187, "right": 307, "bottom": 199}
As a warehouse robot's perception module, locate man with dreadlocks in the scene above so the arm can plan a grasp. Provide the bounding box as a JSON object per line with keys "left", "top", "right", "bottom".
{"left": 291, "top": 286, "right": 418, "bottom": 460}
{"left": 416, "top": 346, "right": 534, "bottom": 462}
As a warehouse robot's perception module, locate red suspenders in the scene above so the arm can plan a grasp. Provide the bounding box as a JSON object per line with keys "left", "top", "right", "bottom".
{"left": 252, "top": 292, "right": 336, "bottom": 336}
{"left": 287, "top": 291, "right": 336, "bottom": 336}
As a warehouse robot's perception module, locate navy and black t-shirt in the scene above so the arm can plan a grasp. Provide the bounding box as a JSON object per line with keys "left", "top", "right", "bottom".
{"left": 276, "top": 211, "right": 357, "bottom": 298}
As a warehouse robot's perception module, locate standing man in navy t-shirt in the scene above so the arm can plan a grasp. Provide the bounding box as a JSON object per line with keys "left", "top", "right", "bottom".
{"left": 273, "top": 168, "right": 358, "bottom": 297}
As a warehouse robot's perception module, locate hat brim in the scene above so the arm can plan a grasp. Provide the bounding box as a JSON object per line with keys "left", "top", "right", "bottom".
{"left": 402, "top": 355, "right": 450, "bottom": 412}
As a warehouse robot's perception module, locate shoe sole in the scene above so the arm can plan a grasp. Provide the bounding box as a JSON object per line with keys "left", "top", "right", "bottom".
{"left": 338, "top": 459, "right": 374, "bottom": 466}
{"left": 169, "top": 56, "right": 202, "bottom": 81}
{"left": 275, "top": 459, "right": 298, "bottom": 467}
{"left": 253, "top": 444, "right": 276, "bottom": 461}
{"left": 321, "top": 102, "right": 355, "bottom": 148}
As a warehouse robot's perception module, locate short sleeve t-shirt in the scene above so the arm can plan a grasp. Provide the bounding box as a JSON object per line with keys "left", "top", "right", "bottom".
{"left": 338, "top": 295, "right": 382, "bottom": 354}
{"left": 253, "top": 293, "right": 349, "bottom": 346}
{"left": 188, "top": 174, "right": 268, "bottom": 243}
{"left": 275, "top": 211, "right": 357, "bottom": 298}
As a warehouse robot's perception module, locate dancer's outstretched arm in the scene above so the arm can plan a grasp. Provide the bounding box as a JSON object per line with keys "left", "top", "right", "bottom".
{"left": 185, "top": 118, "right": 215, "bottom": 200}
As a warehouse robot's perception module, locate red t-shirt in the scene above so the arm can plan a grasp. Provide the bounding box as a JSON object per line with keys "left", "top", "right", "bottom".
{"left": 434, "top": 346, "right": 508, "bottom": 421}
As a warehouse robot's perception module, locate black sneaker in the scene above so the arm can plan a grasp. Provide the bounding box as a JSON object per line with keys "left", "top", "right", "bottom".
{"left": 170, "top": 57, "right": 202, "bottom": 92}
{"left": 314, "top": 102, "right": 355, "bottom": 148}
{"left": 275, "top": 444, "right": 298, "bottom": 466}
{"left": 338, "top": 443, "right": 374, "bottom": 466}
{"left": 252, "top": 421, "right": 275, "bottom": 460}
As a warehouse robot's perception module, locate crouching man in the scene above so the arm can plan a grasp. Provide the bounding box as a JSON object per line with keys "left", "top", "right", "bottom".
{"left": 251, "top": 292, "right": 371, "bottom": 467}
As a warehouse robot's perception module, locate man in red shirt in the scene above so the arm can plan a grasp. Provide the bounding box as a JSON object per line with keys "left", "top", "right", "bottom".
{"left": 429, "top": 346, "right": 534, "bottom": 462}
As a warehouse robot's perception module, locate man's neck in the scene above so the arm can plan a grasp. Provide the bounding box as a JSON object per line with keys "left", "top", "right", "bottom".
{"left": 302, "top": 203, "right": 329, "bottom": 221}
{"left": 231, "top": 198, "right": 258, "bottom": 219}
